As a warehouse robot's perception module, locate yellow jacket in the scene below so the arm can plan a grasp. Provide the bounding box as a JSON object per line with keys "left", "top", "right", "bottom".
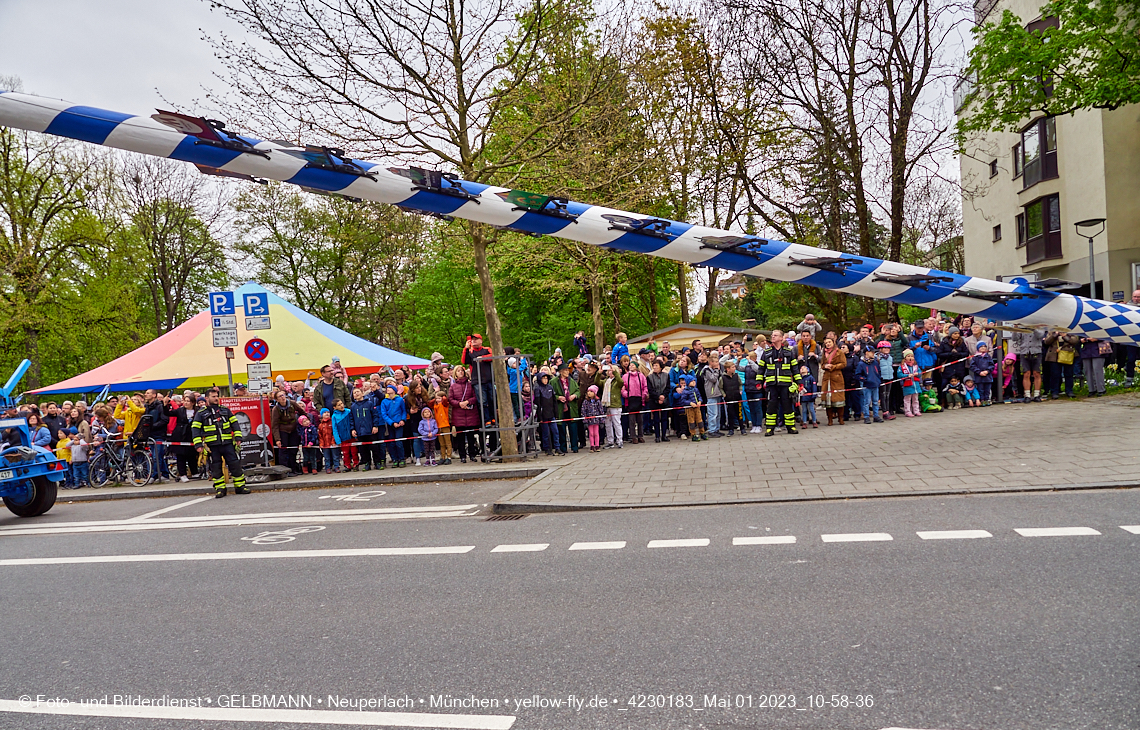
{"left": 114, "top": 399, "right": 144, "bottom": 438}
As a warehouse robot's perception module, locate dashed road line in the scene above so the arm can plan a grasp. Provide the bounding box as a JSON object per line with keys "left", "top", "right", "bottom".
{"left": 647, "top": 538, "right": 710, "bottom": 548}
{"left": 821, "top": 532, "right": 893, "bottom": 543}
{"left": 733, "top": 535, "right": 797, "bottom": 545}
{"left": 568, "top": 541, "right": 626, "bottom": 551}
{"left": 916, "top": 530, "right": 993, "bottom": 540}
{"left": 490, "top": 543, "right": 549, "bottom": 552}
{"left": 1014, "top": 527, "right": 1101, "bottom": 537}
{"left": 1120, "top": 525, "right": 1140, "bottom": 534}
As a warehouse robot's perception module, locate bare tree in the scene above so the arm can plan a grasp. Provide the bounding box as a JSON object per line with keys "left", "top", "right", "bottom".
{"left": 210, "top": 0, "right": 625, "bottom": 455}
{"left": 118, "top": 156, "right": 231, "bottom": 335}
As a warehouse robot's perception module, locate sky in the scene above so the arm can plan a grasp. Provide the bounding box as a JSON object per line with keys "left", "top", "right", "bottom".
{"left": 0, "top": 0, "right": 233, "bottom": 114}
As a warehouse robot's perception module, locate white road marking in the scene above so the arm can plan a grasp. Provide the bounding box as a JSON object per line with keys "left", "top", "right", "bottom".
{"left": 647, "top": 538, "right": 710, "bottom": 548}
{"left": 125, "top": 496, "right": 213, "bottom": 522}
{"left": 568, "top": 541, "right": 626, "bottom": 551}
{"left": 0, "top": 504, "right": 481, "bottom": 533}
{"left": 490, "top": 543, "right": 549, "bottom": 552}
{"left": 0, "top": 545, "right": 476, "bottom": 567}
{"left": 821, "top": 532, "right": 893, "bottom": 542}
{"left": 0, "top": 511, "right": 477, "bottom": 537}
{"left": 1120, "top": 525, "right": 1140, "bottom": 534}
{"left": 916, "top": 530, "right": 993, "bottom": 540}
{"left": 1014, "top": 527, "right": 1101, "bottom": 537}
{"left": 0, "top": 698, "right": 514, "bottom": 728}
{"left": 733, "top": 535, "right": 797, "bottom": 545}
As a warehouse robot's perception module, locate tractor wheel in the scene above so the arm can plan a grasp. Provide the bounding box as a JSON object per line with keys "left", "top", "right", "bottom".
{"left": 3, "top": 475, "right": 57, "bottom": 517}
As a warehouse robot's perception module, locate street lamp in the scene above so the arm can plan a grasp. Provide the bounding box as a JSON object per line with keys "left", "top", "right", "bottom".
{"left": 1075, "top": 218, "right": 1106, "bottom": 299}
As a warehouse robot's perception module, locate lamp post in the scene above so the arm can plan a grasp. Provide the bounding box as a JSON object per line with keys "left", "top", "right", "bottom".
{"left": 1075, "top": 218, "right": 1106, "bottom": 299}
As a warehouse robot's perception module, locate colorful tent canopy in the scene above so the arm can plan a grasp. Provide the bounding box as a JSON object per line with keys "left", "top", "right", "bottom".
{"left": 29, "top": 283, "right": 431, "bottom": 395}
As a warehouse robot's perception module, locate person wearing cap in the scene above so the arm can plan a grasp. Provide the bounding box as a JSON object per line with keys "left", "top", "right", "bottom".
{"left": 504, "top": 348, "right": 528, "bottom": 420}
{"left": 461, "top": 333, "right": 495, "bottom": 436}
{"left": 759, "top": 330, "right": 801, "bottom": 436}
{"left": 875, "top": 340, "right": 896, "bottom": 421}
{"left": 552, "top": 361, "right": 580, "bottom": 454}
{"left": 970, "top": 342, "right": 996, "bottom": 405}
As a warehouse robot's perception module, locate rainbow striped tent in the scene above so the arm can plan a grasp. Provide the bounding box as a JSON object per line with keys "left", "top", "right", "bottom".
{"left": 29, "top": 283, "right": 430, "bottom": 395}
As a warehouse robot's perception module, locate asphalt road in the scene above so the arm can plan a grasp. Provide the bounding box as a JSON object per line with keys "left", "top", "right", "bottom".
{"left": 1, "top": 487, "right": 1136, "bottom": 730}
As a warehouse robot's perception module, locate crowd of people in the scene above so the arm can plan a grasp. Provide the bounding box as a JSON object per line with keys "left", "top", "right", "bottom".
{"left": 12, "top": 294, "right": 1140, "bottom": 486}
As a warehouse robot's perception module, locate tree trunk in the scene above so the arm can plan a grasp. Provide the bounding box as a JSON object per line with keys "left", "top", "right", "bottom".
{"left": 469, "top": 223, "right": 517, "bottom": 457}
{"left": 700, "top": 268, "right": 720, "bottom": 325}
{"left": 648, "top": 265, "right": 659, "bottom": 331}
{"left": 611, "top": 269, "right": 620, "bottom": 335}
{"left": 25, "top": 325, "right": 41, "bottom": 391}
{"left": 677, "top": 263, "right": 690, "bottom": 324}
{"left": 591, "top": 279, "right": 605, "bottom": 355}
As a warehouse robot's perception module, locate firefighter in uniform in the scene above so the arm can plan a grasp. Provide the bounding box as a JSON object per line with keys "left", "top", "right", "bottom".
{"left": 761, "top": 330, "right": 801, "bottom": 436}
{"left": 192, "top": 387, "right": 249, "bottom": 498}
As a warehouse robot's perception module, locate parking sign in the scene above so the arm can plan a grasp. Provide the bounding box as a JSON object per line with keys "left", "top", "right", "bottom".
{"left": 209, "top": 291, "right": 235, "bottom": 316}
{"left": 243, "top": 292, "right": 270, "bottom": 317}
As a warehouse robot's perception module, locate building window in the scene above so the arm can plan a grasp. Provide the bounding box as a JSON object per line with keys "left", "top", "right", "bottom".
{"left": 989, "top": 160, "right": 998, "bottom": 178}
{"left": 1016, "top": 213, "right": 1027, "bottom": 248}
{"left": 992, "top": 224, "right": 1002, "bottom": 241}
{"left": 1012, "top": 143, "right": 1022, "bottom": 177}
{"left": 1022, "top": 116, "right": 1058, "bottom": 189}
{"left": 1024, "top": 193, "right": 1062, "bottom": 264}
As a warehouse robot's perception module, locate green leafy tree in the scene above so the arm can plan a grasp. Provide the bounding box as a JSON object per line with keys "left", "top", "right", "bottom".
{"left": 961, "top": 0, "right": 1140, "bottom": 136}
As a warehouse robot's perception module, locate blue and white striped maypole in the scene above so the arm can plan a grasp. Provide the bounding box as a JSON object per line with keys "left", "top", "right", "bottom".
{"left": 1, "top": 90, "right": 1137, "bottom": 344}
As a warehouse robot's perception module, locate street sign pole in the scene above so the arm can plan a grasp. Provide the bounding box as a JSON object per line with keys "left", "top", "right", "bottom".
{"left": 261, "top": 395, "right": 270, "bottom": 467}
{"left": 227, "top": 358, "right": 234, "bottom": 394}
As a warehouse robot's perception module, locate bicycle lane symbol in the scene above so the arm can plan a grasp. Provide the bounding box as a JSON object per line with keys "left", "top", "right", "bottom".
{"left": 317, "top": 490, "right": 387, "bottom": 502}
{"left": 241, "top": 525, "right": 326, "bottom": 545}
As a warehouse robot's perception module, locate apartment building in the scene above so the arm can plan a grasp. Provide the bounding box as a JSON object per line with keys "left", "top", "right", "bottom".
{"left": 957, "top": 0, "right": 1140, "bottom": 301}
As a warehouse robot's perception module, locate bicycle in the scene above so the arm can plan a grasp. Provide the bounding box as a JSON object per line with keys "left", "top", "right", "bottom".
{"left": 87, "top": 438, "right": 155, "bottom": 488}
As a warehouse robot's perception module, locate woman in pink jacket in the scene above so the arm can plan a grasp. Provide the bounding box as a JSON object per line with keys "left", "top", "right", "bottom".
{"left": 622, "top": 364, "right": 649, "bottom": 444}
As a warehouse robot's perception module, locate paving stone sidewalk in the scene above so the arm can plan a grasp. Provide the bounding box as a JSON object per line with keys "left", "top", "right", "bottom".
{"left": 495, "top": 395, "right": 1140, "bottom": 512}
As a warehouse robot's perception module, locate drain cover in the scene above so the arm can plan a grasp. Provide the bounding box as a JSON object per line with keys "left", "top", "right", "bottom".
{"left": 485, "top": 514, "right": 528, "bottom": 521}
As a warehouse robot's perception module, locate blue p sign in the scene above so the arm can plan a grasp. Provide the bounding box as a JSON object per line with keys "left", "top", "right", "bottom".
{"left": 243, "top": 292, "right": 269, "bottom": 316}
{"left": 209, "top": 291, "right": 235, "bottom": 316}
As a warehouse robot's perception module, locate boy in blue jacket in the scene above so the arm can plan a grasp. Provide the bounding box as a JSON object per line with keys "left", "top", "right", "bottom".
{"left": 855, "top": 349, "right": 884, "bottom": 423}
{"left": 349, "top": 387, "right": 383, "bottom": 470}
{"left": 330, "top": 399, "right": 357, "bottom": 470}
{"left": 380, "top": 384, "right": 407, "bottom": 467}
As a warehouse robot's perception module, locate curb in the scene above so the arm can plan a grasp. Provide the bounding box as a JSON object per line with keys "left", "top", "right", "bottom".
{"left": 57, "top": 467, "right": 546, "bottom": 503}
{"left": 492, "top": 480, "right": 1140, "bottom": 514}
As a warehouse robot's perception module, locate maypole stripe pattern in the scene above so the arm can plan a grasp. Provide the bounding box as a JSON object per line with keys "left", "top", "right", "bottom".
{"left": 2, "top": 91, "right": 1136, "bottom": 343}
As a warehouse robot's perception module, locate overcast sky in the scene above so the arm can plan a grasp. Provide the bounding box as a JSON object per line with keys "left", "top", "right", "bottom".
{"left": 0, "top": 0, "right": 232, "bottom": 114}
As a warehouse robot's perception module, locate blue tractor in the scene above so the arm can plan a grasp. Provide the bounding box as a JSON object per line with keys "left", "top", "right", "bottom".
{"left": 0, "top": 360, "right": 65, "bottom": 517}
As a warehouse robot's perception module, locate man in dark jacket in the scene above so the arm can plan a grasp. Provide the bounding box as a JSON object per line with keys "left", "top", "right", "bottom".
{"left": 41, "top": 402, "right": 67, "bottom": 449}
{"left": 143, "top": 389, "right": 171, "bottom": 480}
{"left": 646, "top": 360, "right": 671, "bottom": 442}
{"left": 721, "top": 362, "right": 743, "bottom": 436}
{"left": 312, "top": 365, "right": 351, "bottom": 412}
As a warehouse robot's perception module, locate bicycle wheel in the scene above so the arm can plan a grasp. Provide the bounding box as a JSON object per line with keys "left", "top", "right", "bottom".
{"left": 127, "top": 449, "right": 154, "bottom": 487}
{"left": 88, "top": 452, "right": 113, "bottom": 488}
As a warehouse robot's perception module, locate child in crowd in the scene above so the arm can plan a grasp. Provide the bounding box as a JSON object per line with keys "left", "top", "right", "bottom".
{"left": 380, "top": 384, "right": 407, "bottom": 468}
{"left": 674, "top": 373, "right": 704, "bottom": 442}
{"left": 68, "top": 426, "right": 89, "bottom": 487}
{"left": 581, "top": 385, "right": 606, "bottom": 452}
{"left": 431, "top": 392, "right": 453, "bottom": 465}
{"left": 943, "top": 376, "right": 964, "bottom": 409}
{"left": 331, "top": 399, "right": 358, "bottom": 470}
{"left": 855, "top": 347, "right": 883, "bottom": 423}
{"left": 876, "top": 341, "right": 895, "bottom": 421}
{"left": 963, "top": 375, "right": 981, "bottom": 407}
{"left": 899, "top": 350, "right": 923, "bottom": 417}
{"left": 318, "top": 408, "right": 340, "bottom": 472}
{"left": 298, "top": 414, "right": 322, "bottom": 474}
{"left": 970, "top": 342, "right": 995, "bottom": 406}
{"left": 798, "top": 365, "right": 819, "bottom": 428}
{"left": 418, "top": 407, "right": 439, "bottom": 465}
{"left": 534, "top": 372, "right": 561, "bottom": 456}
{"left": 55, "top": 429, "right": 72, "bottom": 486}
{"left": 349, "top": 386, "right": 381, "bottom": 471}
{"left": 721, "top": 360, "right": 743, "bottom": 435}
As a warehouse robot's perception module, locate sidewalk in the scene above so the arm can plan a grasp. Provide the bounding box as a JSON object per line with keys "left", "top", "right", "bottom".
{"left": 494, "top": 394, "right": 1140, "bottom": 512}
{"left": 56, "top": 457, "right": 566, "bottom": 502}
